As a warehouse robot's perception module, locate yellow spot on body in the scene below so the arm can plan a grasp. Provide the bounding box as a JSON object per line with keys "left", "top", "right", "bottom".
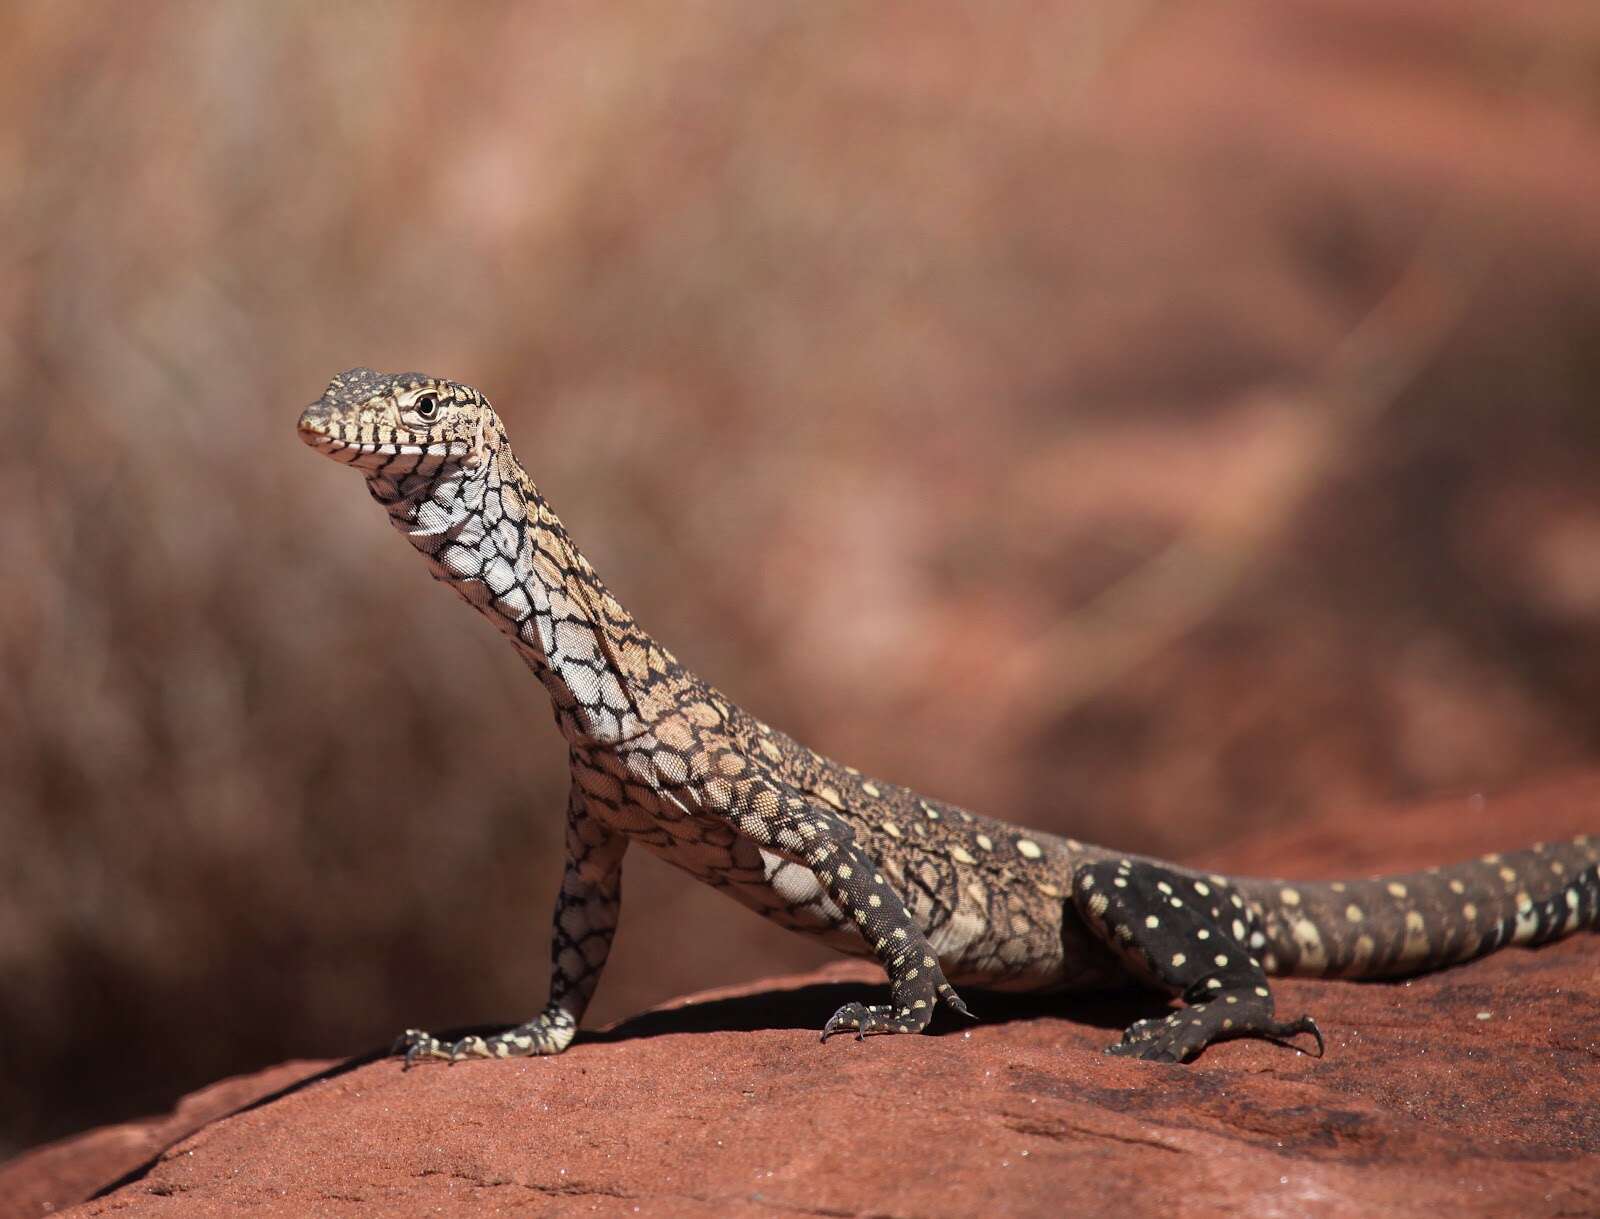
{"left": 1551, "top": 861, "right": 1565, "bottom": 875}
{"left": 869, "top": 894, "right": 882, "bottom": 908}
{"left": 1448, "top": 880, "right": 1466, "bottom": 894}
{"left": 1462, "top": 903, "right": 1477, "bottom": 920}
{"left": 1498, "top": 867, "right": 1517, "bottom": 884}
{"left": 837, "top": 864, "right": 852, "bottom": 879}
{"left": 862, "top": 782, "right": 881, "bottom": 797}
{"left": 1330, "top": 882, "right": 1347, "bottom": 893}
{"left": 922, "top": 802, "right": 940, "bottom": 820}
{"left": 1037, "top": 881, "right": 1061, "bottom": 898}
{"left": 1345, "top": 905, "right": 1364, "bottom": 923}
{"left": 975, "top": 834, "right": 993, "bottom": 852}
{"left": 881, "top": 822, "right": 902, "bottom": 838}
{"left": 1157, "top": 881, "right": 1173, "bottom": 895}
{"left": 1387, "top": 882, "right": 1407, "bottom": 899}
{"left": 1171, "top": 953, "right": 1186, "bottom": 967}
{"left": 1016, "top": 839, "right": 1043, "bottom": 860}
{"left": 1196, "top": 929, "right": 1210, "bottom": 940}
{"left": 1194, "top": 881, "right": 1210, "bottom": 896}
{"left": 1088, "top": 893, "right": 1109, "bottom": 917}
{"left": 1145, "top": 915, "right": 1160, "bottom": 929}
{"left": 1280, "top": 888, "right": 1301, "bottom": 906}
{"left": 1481, "top": 853, "right": 1501, "bottom": 864}
{"left": 949, "top": 846, "right": 976, "bottom": 865}
{"left": 819, "top": 787, "right": 843, "bottom": 809}
{"left": 1214, "top": 954, "right": 1228, "bottom": 967}
{"left": 1254, "top": 986, "right": 1270, "bottom": 997}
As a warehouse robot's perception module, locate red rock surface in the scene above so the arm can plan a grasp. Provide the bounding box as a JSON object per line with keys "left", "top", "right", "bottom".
{"left": 6, "top": 777, "right": 1598, "bottom": 1218}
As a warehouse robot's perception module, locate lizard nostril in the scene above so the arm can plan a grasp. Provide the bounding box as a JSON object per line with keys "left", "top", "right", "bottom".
{"left": 297, "top": 403, "right": 335, "bottom": 440}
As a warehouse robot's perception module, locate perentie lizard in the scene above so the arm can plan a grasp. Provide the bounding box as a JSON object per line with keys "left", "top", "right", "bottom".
{"left": 298, "top": 369, "right": 1600, "bottom": 1065}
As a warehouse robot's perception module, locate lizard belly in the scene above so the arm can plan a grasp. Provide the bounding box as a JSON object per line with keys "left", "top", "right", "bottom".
{"left": 591, "top": 793, "right": 871, "bottom": 957}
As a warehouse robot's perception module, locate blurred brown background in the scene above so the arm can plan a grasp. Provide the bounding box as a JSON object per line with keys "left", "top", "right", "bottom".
{"left": 4, "top": 0, "right": 1600, "bottom": 1156}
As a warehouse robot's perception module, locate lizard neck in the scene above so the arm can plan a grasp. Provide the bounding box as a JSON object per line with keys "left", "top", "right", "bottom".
{"left": 364, "top": 426, "right": 664, "bottom": 746}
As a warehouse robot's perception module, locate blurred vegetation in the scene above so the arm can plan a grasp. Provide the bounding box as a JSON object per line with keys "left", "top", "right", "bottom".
{"left": 3, "top": 0, "right": 1600, "bottom": 1153}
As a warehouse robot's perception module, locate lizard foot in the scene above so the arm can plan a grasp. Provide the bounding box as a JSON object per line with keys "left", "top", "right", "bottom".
{"left": 820, "top": 1002, "right": 925, "bottom": 1041}
{"left": 393, "top": 1011, "right": 577, "bottom": 1068}
{"left": 819, "top": 981, "right": 972, "bottom": 1041}
{"left": 1105, "top": 1006, "right": 1323, "bottom": 1064}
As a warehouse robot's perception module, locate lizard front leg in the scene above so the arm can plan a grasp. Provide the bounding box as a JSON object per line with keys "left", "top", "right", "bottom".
{"left": 396, "top": 786, "right": 625, "bottom": 1066}
{"left": 694, "top": 750, "right": 971, "bottom": 1039}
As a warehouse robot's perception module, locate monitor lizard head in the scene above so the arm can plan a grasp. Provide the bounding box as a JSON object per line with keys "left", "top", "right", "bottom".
{"left": 297, "top": 367, "right": 498, "bottom": 472}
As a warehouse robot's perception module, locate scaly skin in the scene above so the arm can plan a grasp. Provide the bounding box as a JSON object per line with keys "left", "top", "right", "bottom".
{"left": 298, "top": 369, "right": 1600, "bottom": 1065}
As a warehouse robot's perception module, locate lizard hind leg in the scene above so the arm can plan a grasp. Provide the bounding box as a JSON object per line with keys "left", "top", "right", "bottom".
{"left": 1072, "top": 859, "right": 1323, "bottom": 1064}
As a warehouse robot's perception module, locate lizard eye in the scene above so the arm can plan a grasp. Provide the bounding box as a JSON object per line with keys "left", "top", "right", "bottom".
{"left": 413, "top": 393, "right": 440, "bottom": 422}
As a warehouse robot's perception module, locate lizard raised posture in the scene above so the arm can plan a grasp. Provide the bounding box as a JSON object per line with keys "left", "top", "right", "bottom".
{"left": 298, "top": 368, "right": 1600, "bottom": 1065}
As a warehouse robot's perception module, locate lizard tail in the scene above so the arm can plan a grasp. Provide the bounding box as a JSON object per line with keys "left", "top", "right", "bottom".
{"left": 1229, "top": 835, "right": 1600, "bottom": 979}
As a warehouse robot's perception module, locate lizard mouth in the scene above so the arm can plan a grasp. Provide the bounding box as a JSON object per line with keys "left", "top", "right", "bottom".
{"left": 297, "top": 416, "right": 471, "bottom": 472}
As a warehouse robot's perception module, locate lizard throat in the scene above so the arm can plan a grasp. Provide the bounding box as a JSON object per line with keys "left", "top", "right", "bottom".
{"left": 364, "top": 452, "right": 651, "bottom": 746}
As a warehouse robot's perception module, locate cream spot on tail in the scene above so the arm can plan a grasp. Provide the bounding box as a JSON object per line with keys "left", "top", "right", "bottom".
{"left": 1016, "top": 839, "right": 1043, "bottom": 860}
{"left": 1345, "top": 905, "right": 1364, "bottom": 923}
{"left": 1448, "top": 879, "right": 1466, "bottom": 894}
{"left": 1498, "top": 866, "right": 1517, "bottom": 884}
{"left": 1462, "top": 903, "right": 1477, "bottom": 920}
{"left": 1145, "top": 915, "right": 1160, "bottom": 929}
{"left": 1386, "top": 882, "right": 1407, "bottom": 899}
{"left": 949, "top": 846, "right": 976, "bottom": 865}
{"left": 1279, "top": 888, "right": 1301, "bottom": 906}
{"left": 862, "top": 781, "right": 880, "bottom": 797}
{"left": 975, "top": 834, "right": 993, "bottom": 852}
{"left": 1171, "top": 953, "right": 1186, "bottom": 967}
{"left": 1293, "top": 920, "right": 1328, "bottom": 971}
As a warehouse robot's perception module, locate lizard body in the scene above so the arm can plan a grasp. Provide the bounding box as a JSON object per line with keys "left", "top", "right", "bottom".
{"left": 298, "top": 369, "right": 1600, "bottom": 1064}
